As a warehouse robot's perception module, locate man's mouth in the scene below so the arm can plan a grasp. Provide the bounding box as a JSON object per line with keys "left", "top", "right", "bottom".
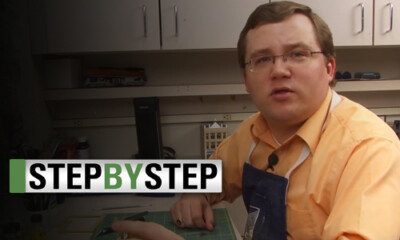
{"left": 271, "top": 87, "right": 293, "bottom": 95}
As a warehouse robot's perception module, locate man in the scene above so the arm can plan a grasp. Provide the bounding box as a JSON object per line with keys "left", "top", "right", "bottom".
{"left": 113, "top": 1, "right": 400, "bottom": 239}
{"left": 170, "top": 1, "right": 400, "bottom": 240}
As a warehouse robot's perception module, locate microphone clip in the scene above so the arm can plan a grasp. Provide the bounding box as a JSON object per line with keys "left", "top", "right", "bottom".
{"left": 267, "top": 153, "right": 279, "bottom": 171}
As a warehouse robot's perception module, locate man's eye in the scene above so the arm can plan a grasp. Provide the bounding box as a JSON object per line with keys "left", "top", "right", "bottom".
{"left": 255, "top": 56, "right": 272, "bottom": 64}
{"left": 290, "top": 50, "right": 307, "bottom": 58}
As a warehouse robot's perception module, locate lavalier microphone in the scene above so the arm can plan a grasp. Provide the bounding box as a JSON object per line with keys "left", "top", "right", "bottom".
{"left": 267, "top": 153, "right": 279, "bottom": 171}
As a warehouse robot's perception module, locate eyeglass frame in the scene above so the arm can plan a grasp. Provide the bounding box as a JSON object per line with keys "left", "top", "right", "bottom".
{"left": 245, "top": 49, "right": 325, "bottom": 73}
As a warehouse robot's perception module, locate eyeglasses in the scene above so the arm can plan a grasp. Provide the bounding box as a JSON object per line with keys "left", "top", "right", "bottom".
{"left": 245, "top": 49, "right": 325, "bottom": 73}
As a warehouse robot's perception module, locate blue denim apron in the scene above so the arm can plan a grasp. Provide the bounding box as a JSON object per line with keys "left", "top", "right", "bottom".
{"left": 242, "top": 90, "right": 341, "bottom": 240}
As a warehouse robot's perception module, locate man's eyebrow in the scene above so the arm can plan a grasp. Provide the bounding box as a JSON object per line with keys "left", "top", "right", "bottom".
{"left": 248, "top": 48, "right": 273, "bottom": 58}
{"left": 285, "top": 43, "right": 313, "bottom": 50}
{"left": 249, "top": 43, "right": 314, "bottom": 57}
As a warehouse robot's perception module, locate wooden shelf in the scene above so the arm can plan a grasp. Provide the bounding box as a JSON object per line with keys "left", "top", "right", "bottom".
{"left": 334, "top": 79, "right": 400, "bottom": 92}
{"left": 44, "top": 84, "right": 247, "bottom": 100}
{"left": 43, "top": 80, "right": 400, "bottom": 101}
{"left": 52, "top": 107, "right": 400, "bottom": 128}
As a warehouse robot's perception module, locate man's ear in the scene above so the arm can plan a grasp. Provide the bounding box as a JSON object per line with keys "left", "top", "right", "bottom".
{"left": 326, "top": 57, "right": 336, "bottom": 82}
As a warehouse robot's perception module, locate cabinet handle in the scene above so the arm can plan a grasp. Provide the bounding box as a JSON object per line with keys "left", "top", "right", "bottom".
{"left": 358, "top": 3, "right": 365, "bottom": 34}
{"left": 142, "top": 5, "right": 147, "bottom": 38}
{"left": 174, "top": 5, "right": 179, "bottom": 37}
{"left": 386, "top": 3, "right": 394, "bottom": 33}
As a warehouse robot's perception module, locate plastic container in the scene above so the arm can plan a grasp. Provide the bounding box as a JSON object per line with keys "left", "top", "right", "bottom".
{"left": 3, "top": 221, "right": 22, "bottom": 240}
{"left": 29, "top": 214, "right": 46, "bottom": 240}
{"left": 77, "top": 136, "right": 90, "bottom": 159}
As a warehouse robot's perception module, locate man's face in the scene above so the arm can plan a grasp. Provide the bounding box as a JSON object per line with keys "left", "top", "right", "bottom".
{"left": 244, "top": 14, "right": 335, "bottom": 128}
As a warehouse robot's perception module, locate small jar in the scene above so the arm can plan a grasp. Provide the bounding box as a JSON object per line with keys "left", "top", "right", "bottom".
{"left": 77, "top": 136, "right": 90, "bottom": 159}
{"left": 3, "top": 221, "right": 22, "bottom": 240}
{"left": 29, "top": 214, "right": 46, "bottom": 240}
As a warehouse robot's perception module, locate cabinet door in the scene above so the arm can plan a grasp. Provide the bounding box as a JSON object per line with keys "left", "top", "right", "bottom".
{"left": 45, "top": 0, "right": 160, "bottom": 53}
{"left": 271, "top": 0, "right": 373, "bottom": 46}
{"left": 160, "top": 0, "right": 267, "bottom": 50}
{"left": 374, "top": 0, "right": 400, "bottom": 45}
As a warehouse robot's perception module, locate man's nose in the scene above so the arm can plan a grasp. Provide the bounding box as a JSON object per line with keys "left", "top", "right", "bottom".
{"left": 272, "top": 55, "right": 288, "bottom": 65}
{"left": 270, "top": 56, "right": 290, "bottom": 78}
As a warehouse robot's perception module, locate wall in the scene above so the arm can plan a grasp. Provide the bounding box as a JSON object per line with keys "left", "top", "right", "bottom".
{"left": 49, "top": 51, "right": 250, "bottom": 159}
{"left": 1, "top": 0, "right": 53, "bottom": 232}
{"left": 1, "top": 0, "right": 52, "bottom": 153}
{"left": 336, "top": 47, "right": 400, "bottom": 79}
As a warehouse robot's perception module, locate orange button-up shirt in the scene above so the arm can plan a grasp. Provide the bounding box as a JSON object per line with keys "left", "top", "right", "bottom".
{"left": 206, "top": 89, "right": 400, "bottom": 239}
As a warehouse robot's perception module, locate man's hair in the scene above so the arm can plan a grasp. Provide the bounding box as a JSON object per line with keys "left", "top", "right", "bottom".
{"left": 237, "top": 1, "right": 335, "bottom": 70}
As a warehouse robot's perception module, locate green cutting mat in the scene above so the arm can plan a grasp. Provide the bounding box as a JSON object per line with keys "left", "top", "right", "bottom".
{"left": 91, "top": 208, "right": 236, "bottom": 240}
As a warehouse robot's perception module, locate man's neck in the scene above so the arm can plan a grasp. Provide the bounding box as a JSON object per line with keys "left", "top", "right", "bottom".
{"left": 268, "top": 121, "right": 304, "bottom": 145}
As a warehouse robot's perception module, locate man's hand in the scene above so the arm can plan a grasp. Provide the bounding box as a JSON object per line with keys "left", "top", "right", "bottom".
{"left": 170, "top": 194, "right": 215, "bottom": 231}
{"left": 111, "top": 220, "right": 184, "bottom": 240}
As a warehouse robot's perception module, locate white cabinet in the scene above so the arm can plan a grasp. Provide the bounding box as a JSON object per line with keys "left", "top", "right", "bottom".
{"left": 271, "top": 0, "right": 374, "bottom": 46}
{"left": 310, "top": 0, "right": 373, "bottom": 46}
{"left": 374, "top": 0, "right": 400, "bottom": 45}
{"left": 39, "top": 0, "right": 267, "bottom": 53}
{"left": 30, "top": 1, "right": 400, "bottom": 53}
{"left": 159, "top": 0, "right": 266, "bottom": 50}
{"left": 272, "top": 0, "right": 400, "bottom": 46}
{"left": 44, "top": 0, "right": 160, "bottom": 53}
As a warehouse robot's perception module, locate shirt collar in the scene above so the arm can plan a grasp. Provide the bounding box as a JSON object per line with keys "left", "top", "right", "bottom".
{"left": 297, "top": 89, "right": 333, "bottom": 154}
{"left": 251, "top": 113, "right": 280, "bottom": 149}
{"left": 250, "top": 89, "right": 333, "bottom": 153}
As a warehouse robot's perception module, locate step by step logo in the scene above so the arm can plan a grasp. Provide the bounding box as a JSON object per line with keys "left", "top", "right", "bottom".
{"left": 10, "top": 159, "right": 221, "bottom": 193}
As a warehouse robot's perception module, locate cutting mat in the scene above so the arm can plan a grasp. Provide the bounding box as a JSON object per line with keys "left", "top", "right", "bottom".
{"left": 91, "top": 208, "right": 236, "bottom": 240}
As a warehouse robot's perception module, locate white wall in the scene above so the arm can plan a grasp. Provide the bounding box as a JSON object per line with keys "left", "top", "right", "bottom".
{"left": 1, "top": 0, "right": 52, "bottom": 157}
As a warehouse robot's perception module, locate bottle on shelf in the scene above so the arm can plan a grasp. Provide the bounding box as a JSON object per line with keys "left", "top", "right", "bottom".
{"left": 3, "top": 221, "right": 22, "bottom": 240}
{"left": 29, "top": 214, "right": 46, "bottom": 240}
{"left": 77, "top": 136, "right": 91, "bottom": 159}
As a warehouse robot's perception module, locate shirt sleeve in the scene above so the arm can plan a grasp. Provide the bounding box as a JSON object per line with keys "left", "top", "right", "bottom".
{"left": 322, "top": 137, "right": 400, "bottom": 240}
{"left": 204, "top": 135, "right": 244, "bottom": 205}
